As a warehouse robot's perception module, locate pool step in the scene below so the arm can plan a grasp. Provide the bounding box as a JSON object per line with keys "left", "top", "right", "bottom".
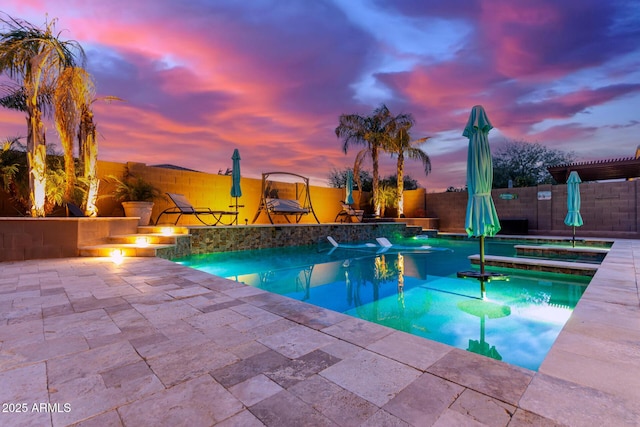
{"left": 514, "top": 244, "right": 608, "bottom": 262}
{"left": 468, "top": 254, "right": 598, "bottom": 277}
{"left": 419, "top": 229, "right": 438, "bottom": 238}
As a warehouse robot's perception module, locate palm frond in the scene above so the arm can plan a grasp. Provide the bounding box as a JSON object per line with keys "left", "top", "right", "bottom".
{"left": 335, "top": 113, "right": 368, "bottom": 154}
{"left": 0, "top": 15, "right": 85, "bottom": 81}
{"left": 0, "top": 83, "right": 55, "bottom": 114}
{"left": 406, "top": 147, "right": 432, "bottom": 175}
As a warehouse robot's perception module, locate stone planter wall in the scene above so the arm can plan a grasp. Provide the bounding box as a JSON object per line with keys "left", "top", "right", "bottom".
{"left": 0, "top": 217, "right": 139, "bottom": 262}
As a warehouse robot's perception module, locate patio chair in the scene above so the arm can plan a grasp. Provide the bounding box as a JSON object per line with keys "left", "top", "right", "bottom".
{"left": 155, "top": 193, "right": 238, "bottom": 226}
{"left": 334, "top": 202, "right": 364, "bottom": 223}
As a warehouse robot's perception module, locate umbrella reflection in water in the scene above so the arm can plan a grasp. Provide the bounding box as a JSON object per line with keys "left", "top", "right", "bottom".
{"left": 457, "top": 299, "right": 511, "bottom": 360}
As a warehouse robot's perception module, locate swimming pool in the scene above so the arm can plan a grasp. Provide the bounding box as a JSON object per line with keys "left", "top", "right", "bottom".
{"left": 175, "top": 237, "right": 590, "bottom": 371}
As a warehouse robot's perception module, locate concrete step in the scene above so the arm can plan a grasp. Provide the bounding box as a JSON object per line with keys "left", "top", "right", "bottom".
{"left": 78, "top": 226, "right": 191, "bottom": 258}
{"left": 79, "top": 243, "right": 175, "bottom": 257}
{"left": 138, "top": 225, "right": 190, "bottom": 235}
{"left": 107, "top": 233, "right": 185, "bottom": 245}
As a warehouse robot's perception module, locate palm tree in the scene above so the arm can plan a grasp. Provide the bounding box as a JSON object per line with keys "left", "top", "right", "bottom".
{"left": 78, "top": 97, "right": 99, "bottom": 216}
{"left": 78, "top": 93, "right": 121, "bottom": 216}
{"left": 2, "top": 73, "right": 108, "bottom": 216}
{"left": 0, "top": 15, "right": 85, "bottom": 216}
{"left": 389, "top": 120, "right": 431, "bottom": 217}
{"left": 54, "top": 67, "right": 89, "bottom": 203}
{"left": 336, "top": 104, "right": 396, "bottom": 216}
{"left": 56, "top": 67, "right": 122, "bottom": 216}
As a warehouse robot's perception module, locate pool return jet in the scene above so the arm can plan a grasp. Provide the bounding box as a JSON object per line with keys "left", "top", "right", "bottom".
{"left": 456, "top": 105, "right": 507, "bottom": 297}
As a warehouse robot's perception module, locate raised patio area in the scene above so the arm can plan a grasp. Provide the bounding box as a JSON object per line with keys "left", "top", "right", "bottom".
{"left": 0, "top": 237, "right": 638, "bottom": 426}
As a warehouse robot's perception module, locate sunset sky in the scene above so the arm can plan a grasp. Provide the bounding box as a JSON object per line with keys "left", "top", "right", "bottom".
{"left": 1, "top": 1, "right": 639, "bottom": 191}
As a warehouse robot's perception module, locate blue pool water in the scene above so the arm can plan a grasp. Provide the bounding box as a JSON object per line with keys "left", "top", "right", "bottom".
{"left": 175, "top": 237, "right": 590, "bottom": 371}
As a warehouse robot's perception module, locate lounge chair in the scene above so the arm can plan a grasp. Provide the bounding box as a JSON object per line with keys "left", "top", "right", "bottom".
{"left": 334, "top": 202, "right": 364, "bottom": 223}
{"left": 155, "top": 193, "right": 238, "bottom": 226}
{"left": 327, "top": 236, "right": 377, "bottom": 249}
{"left": 265, "top": 198, "right": 310, "bottom": 223}
{"left": 376, "top": 237, "right": 450, "bottom": 253}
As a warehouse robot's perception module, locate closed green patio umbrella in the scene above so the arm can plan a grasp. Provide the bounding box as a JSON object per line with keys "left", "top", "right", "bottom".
{"left": 461, "top": 105, "right": 502, "bottom": 287}
{"left": 345, "top": 169, "right": 355, "bottom": 205}
{"left": 564, "top": 171, "right": 583, "bottom": 247}
{"left": 231, "top": 149, "right": 242, "bottom": 224}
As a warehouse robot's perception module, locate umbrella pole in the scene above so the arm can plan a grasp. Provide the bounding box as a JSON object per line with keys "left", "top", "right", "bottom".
{"left": 480, "top": 235, "right": 487, "bottom": 299}
{"left": 572, "top": 226, "right": 576, "bottom": 247}
{"left": 236, "top": 197, "right": 239, "bottom": 225}
{"left": 480, "top": 235, "right": 485, "bottom": 276}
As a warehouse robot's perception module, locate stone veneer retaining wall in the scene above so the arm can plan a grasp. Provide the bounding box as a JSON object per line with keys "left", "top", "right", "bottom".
{"left": 155, "top": 235, "right": 193, "bottom": 260}
{"left": 165, "top": 222, "right": 419, "bottom": 259}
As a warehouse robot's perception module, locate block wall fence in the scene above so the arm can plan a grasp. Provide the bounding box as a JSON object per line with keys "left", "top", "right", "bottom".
{"left": 423, "top": 181, "right": 640, "bottom": 238}
{"left": 2, "top": 160, "right": 639, "bottom": 238}
{"left": 94, "top": 161, "right": 385, "bottom": 225}
{"left": 93, "top": 161, "right": 436, "bottom": 223}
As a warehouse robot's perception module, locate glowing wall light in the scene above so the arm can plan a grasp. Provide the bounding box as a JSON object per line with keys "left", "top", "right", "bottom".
{"left": 135, "top": 236, "right": 149, "bottom": 247}
{"left": 161, "top": 227, "right": 173, "bottom": 236}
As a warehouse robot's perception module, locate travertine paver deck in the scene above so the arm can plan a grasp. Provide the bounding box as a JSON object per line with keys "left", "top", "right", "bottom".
{"left": 0, "top": 239, "right": 638, "bottom": 426}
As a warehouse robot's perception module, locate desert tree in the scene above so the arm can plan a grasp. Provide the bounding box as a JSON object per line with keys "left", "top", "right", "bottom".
{"left": 492, "top": 139, "right": 575, "bottom": 188}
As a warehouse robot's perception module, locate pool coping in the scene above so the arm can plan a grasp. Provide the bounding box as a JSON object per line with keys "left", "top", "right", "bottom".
{"left": 0, "top": 238, "right": 638, "bottom": 425}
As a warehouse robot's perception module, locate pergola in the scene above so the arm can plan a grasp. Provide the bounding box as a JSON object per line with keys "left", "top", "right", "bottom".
{"left": 548, "top": 157, "right": 640, "bottom": 184}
